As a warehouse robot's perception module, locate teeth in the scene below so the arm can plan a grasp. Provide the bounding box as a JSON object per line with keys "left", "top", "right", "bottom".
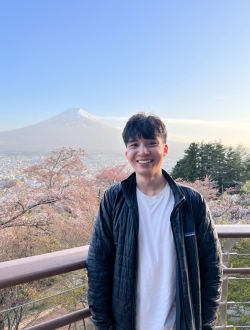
{"left": 137, "top": 160, "right": 152, "bottom": 163}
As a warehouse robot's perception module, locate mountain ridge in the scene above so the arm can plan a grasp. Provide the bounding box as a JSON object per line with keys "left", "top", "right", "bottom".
{"left": 0, "top": 108, "right": 187, "bottom": 158}
{"left": 37, "top": 108, "right": 111, "bottom": 128}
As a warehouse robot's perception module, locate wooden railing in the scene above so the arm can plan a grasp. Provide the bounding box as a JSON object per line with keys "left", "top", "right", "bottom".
{"left": 0, "top": 225, "right": 250, "bottom": 330}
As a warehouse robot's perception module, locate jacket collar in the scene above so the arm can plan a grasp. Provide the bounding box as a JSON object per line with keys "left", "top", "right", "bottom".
{"left": 121, "top": 172, "right": 137, "bottom": 208}
{"left": 162, "top": 170, "right": 186, "bottom": 208}
{"left": 121, "top": 169, "right": 185, "bottom": 209}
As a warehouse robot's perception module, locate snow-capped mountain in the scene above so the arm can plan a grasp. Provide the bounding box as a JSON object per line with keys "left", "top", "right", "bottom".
{"left": 41, "top": 108, "right": 110, "bottom": 128}
{"left": 0, "top": 108, "right": 188, "bottom": 158}
{"left": 0, "top": 108, "right": 125, "bottom": 154}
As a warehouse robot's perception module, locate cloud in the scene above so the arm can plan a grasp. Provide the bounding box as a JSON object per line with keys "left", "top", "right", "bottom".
{"left": 167, "top": 134, "right": 190, "bottom": 143}
{"left": 96, "top": 115, "right": 250, "bottom": 148}
{"left": 97, "top": 115, "right": 249, "bottom": 130}
{"left": 161, "top": 118, "right": 250, "bottom": 130}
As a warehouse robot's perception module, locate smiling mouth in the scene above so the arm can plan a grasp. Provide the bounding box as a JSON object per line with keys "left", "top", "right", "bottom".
{"left": 137, "top": 160, "right": 153, "bottom": 164}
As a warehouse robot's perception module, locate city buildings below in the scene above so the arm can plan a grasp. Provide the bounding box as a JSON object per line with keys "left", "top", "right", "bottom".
{"left": 0, "top": 153, "right": 178, "bottom": 182}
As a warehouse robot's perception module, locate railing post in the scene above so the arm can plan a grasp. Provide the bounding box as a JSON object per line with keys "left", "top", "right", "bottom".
{"left": 220, "top": 238, "right": 238, "bottom": 329}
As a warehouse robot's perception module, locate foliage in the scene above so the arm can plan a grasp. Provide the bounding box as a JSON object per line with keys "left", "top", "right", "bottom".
{"left": 225, "top": 238, "right": 250, "bottom": 326}
{"left": 176, "top": 177, "right": 250, "bottom": 224}
{"left": 0, "top": 147, "right": 99, "bottom": 231}
{"left": 95, "top": 163, "right": 132, "bottom": 198}
{"left": 176, "top": 175, "right": 218, "bottom": 201}
{"left": 0, "top": 148, "right": 100, "bottom": 329}
{"left": 241, "top": 180, "right": 250, "bottom": 194}
{"left": 96, "top": 163, "right": 131, "bottom": 186}
{"left": 171, "top": 141, "right": 250, "bottom": 191}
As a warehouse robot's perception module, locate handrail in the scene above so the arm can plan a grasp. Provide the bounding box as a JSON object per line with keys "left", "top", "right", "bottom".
{"left": 0, "top": 246, "right": 89, "bottom": 289}
{"left": 223, "top": 268, "right": 250, "bottom": 275}
{"left": 215, "top": 225, "right": 250, "bottom": 238}
{"left": 1, "top": 225, "right": 250, "bottom": 330}
{"left": 25, "top": 309, "right": 91, "bottom": 330}
{"left": 1, "top": 225, "right": 250, "bottom": 290}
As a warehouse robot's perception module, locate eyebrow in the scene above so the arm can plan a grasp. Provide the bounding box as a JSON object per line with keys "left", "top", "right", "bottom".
{"left": 128, "top": 137, "right": 159, "bottom": 143}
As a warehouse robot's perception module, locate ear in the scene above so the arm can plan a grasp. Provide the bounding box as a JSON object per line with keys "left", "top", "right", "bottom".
{"left": 163, "top": 144, "right": 168, "bottom": 157}
{"left": 125, "top": 150, "right": 128, "bottom": 159}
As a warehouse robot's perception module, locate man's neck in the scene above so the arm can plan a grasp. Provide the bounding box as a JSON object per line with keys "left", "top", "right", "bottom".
{"left": 136, "top": 172, "right": 167, "bottom": 196}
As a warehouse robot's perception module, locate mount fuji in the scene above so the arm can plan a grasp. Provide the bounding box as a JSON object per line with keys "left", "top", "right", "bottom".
{"left": 0, "top": 108, "right": 188, "bottom": 158}
{"left": 39, "top": 108, "right": 110, "bottom": 128}
{"left": 0, "top": 108, "right": 125, "bottom": 154}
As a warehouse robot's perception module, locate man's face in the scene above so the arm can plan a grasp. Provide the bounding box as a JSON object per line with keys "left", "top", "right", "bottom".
{"left": 125, "top": 135, "right": 168, "bottom": 178}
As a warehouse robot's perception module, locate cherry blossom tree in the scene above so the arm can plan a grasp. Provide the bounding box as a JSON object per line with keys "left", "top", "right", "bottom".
{"left": 0, "top": 148, "right": 100, "bottom": 329}
{"left": 0, "top": 147, "right": 99, "bottom": 232}
{"left": 175, "top": 175, "right": 218, "bottom": 201}
{"left": 95, "top": 163, "right": 132, "bottom": 199}
{"left": 176, "top": 177, "right": 250, "bottom": 224}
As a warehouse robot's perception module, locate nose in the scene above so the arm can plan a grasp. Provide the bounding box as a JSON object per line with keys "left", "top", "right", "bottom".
{"left": 138, "top": 144, "right": 150, "bottom": 155}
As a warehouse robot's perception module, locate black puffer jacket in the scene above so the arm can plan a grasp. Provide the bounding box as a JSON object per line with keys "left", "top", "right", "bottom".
{"left": 86, "top": 171, "right": 222, "bottom": 330}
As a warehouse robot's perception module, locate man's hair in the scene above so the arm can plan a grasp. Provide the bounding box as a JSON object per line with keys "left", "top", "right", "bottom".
{"left": 122, "top": 113, "right": 167, "bottom": 146}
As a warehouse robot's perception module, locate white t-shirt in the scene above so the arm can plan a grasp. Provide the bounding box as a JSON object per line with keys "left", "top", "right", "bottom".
{"left": 136, "top": 184, "right": 176, "bottom": 330}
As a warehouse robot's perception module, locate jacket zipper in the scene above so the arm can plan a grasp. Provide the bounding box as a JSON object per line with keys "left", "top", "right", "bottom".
{"left": 131, "top": 204, "right": 139, "bottom": 330}
{"left": 170, "top": 197, "right": 185, "bottom": 330}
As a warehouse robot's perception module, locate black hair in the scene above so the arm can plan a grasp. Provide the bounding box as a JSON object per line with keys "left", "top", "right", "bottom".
{"left": 122, "top": 113, "right": 167, "bottom": 146}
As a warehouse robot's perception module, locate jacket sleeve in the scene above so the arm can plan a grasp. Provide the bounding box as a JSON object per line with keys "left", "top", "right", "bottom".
{"left": 195, "top": 198, "right": 223, "bottom": 329}
{"left": 86, "top": 188, "right": 115, "bottom": 330}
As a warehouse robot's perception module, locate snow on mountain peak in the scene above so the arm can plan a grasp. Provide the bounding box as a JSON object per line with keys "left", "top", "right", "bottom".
{"left": 43, "top": 108, "right": 109, "bottom": 128}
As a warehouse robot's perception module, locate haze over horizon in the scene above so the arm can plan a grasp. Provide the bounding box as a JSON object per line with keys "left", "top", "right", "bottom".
{"left": 1, "top": 1, "right": 249, "bottom": 148}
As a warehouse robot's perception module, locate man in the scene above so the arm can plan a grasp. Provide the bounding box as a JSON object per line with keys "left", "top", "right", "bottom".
{"left": 86, "top": 113, "right": 222, "bottom": 330}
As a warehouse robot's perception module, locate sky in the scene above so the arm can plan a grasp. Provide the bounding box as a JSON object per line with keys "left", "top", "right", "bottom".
{"left": 0, "top": 0, "right": 249, "bottom": 147}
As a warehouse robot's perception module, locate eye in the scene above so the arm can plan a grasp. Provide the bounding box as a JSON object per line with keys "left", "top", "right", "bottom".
{"left": 148, "top": 141, "right": 158, "bottom": 146}
{"left": 128, "top": 143, "right": 138, "bottom": 148}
